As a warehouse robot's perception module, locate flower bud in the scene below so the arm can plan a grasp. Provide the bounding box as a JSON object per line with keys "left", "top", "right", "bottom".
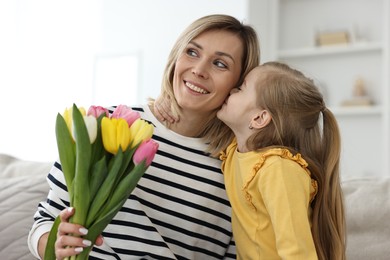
{"left": 111, "top": 104, "right": 140, "bottom": 126}
{"left": 63, "top": 106, "right": 86, "bottom": 134}
{"left": 87, "top": 105, "right": 109, "bottom": 118}
{"left": 83, "top": 115, "right": 98, "bottom": 143}
{"left": 129, "top": 119, "right": 154, "bottom": 148}
{"left": 101, "top": 117, "right": 131, "bottom": 154}
{"left": 133, "top": 139, "right": 159, "bottom": 166}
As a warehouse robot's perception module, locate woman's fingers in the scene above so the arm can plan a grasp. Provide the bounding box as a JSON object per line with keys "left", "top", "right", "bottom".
{"left": 55, "top": 207, "right": 92, "bottom": 260}
{"left": 56, "top": 241, "right": 84, "bottom": 260}
{"left": 95, "top": 235, "right": 104, "bottom": 246}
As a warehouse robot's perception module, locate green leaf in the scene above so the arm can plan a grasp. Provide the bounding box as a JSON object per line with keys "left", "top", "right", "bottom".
{"left": 115, "top": 144, "right": 138, "bottom": 185}
{"left": 89, "top": 156, "right": 108, "bottom": 202}
{"left": 90, "top": 114, "right": 107, "bottom": 167}
{"left": 71, "top": 104, "right": 92, "bottom": 226}
{"left": 76, "top": 200, "right": 126, "bottom": 259}
{"left": 55, "top": 113, "right": 76, "bottom": 202}
{"left": 84, "top": 162, "right": 147, "bottom": 253}
{"left": 80, "top": 162, "right": 147, "bottom": 257}
{"left": 44, "top": 215, "right": 61, "bottom": 260}
{"left": 104, "top": 162, "right": 147, "bottom": 216}
{"left": 86, "top": 149, "right": 123, "bottom": 227}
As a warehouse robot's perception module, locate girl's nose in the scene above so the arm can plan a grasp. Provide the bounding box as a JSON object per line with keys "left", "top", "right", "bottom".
{"left": 230, "top": 87, "right": 239, "bottom": 95}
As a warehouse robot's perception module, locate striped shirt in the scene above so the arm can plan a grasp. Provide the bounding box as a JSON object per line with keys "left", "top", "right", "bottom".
{"left": 28, "top": 104, "right": 236, "bottom": 259}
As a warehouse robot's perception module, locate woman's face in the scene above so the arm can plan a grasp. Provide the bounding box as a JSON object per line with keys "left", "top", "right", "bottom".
{"left": 172, "top": 29, "right": 244, "bottom": 115}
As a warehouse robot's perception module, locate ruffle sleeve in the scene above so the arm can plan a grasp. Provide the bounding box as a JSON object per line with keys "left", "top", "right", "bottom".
{"left": 244, "top": 148, "right": 318, "bottom": 203}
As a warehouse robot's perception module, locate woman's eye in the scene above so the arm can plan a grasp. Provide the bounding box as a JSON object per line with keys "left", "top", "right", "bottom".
{"left": 214, "top": 60, "right": 227, "bottom": 69}
{"left": 186, "top": 48, "right": 198, "bottom": 57}
{"left": 214, "top": 60, "right": 228, "bottom": 69}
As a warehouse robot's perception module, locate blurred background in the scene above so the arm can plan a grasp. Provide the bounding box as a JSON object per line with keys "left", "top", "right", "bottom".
{"left": 1, "top": 0, "right": 389, "bottom": 178}
{"left": 0, "top": 0, "right": 249, "bottom": 162}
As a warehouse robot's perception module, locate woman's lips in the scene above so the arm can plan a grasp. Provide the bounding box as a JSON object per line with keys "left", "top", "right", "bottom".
{"left": 184, "top": 81, "right": 210, "bottom": 94}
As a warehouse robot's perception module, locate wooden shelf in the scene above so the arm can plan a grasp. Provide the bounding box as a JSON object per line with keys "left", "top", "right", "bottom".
{"left": 330, "top": 105, "right": 382, "bottom": 117}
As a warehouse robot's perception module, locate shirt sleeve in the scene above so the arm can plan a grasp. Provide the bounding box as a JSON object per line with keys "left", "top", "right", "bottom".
{"left": 258, "top": 157, "right": 318, "bottom": 259}
{"left": 223, "top": 235, "right": 237, "bottom": 259}
{"left": 27, "top": 162, "right": 69, "bottom": 259}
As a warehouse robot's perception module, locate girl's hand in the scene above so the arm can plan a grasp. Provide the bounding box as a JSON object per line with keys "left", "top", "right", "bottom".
{"left": 154, "top": 96, "right": 180, "bottom": 123}
{"left": 55, "top": 207, "right": 103, "bottom": 260}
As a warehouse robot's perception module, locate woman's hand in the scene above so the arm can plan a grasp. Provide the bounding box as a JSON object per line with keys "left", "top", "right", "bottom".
{"left": 154, "top": 96, "right": 180, "bottom": 123}
{"left": 55, "top": 207, "right": 103, "bottom": 260}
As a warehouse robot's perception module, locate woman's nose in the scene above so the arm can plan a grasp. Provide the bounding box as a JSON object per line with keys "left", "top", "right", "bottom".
{"left": 192, "top": 60, "right": 209, "bottom": 79}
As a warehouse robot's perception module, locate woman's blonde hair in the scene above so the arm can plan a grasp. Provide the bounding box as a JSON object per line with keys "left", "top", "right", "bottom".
{"left": 149, "top": 14, "right": 260, "bottom": 156}
{"left": 249, "top": 61, "right": 346, "bottom": 260}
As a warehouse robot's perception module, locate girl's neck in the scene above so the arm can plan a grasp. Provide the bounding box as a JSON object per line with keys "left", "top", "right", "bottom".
{"left": 232, "top": 128, "right": 252, "bottom": 153}
{"left": 235, "top": 136, "right": 250, "bottom": 153}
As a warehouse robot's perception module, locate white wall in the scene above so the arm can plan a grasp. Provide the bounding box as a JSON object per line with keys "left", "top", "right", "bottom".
{"left": 0, "top": 0, "right": 249, "bottom": 162}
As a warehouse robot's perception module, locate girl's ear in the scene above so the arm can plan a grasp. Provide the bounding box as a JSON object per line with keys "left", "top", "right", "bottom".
{"left": 250, "top": 110, "right": 272, "bottom": 129}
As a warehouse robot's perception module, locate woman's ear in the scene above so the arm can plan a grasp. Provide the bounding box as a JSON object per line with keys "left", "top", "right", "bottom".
{"left": 250, "top": 110, "right": 272, "bottom": 129}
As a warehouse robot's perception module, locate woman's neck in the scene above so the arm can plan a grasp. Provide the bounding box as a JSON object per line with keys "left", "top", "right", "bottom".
{"left": 169, "top": 110, "right": 213, "bottom": 137}
{"left": 149, "top": 103, "right": 213, "bottom": 137}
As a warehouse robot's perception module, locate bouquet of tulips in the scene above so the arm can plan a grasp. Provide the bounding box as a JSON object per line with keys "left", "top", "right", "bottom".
{"left": 44, "top": 104, "right": 159, "bottom": 260}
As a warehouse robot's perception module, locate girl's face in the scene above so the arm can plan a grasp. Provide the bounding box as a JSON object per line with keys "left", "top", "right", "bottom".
{"left": 172, "top": 29, "right": 243, "bottom": 115}
{"left": 217, "top": 66, "right": 264, "bottom": 133}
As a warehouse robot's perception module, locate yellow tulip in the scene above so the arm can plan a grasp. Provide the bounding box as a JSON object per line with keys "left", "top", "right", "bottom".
{"left": 101, "top": 117, "right": 131, "bottom": 154}
{"left": 129, "top": 118, "right": 154, "bottom": 148}
{"left": 63, "top": 106, "right": 86, "bottom": 135}
{"left": 63, "top": 106, "right": 96, "bottom": 143}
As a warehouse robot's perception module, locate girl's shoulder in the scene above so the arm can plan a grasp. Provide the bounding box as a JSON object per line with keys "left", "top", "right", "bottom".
{"left": 259, "top": 148, "right": 308, "bottom": 169}
{"left": 256, "top": 148, "right": 318, "bottom": 201}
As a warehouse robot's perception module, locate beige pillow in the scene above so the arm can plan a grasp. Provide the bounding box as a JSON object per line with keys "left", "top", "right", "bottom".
{"left": 0, "top": 154, "right": 51, "bottom": 259}
{"left": 343, "top": 177, "right": 390, "bottom": 260}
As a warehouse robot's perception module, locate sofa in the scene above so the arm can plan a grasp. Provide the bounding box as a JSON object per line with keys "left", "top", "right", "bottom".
{"left": 1, "top": 153, "right": 390, "bottom": 260}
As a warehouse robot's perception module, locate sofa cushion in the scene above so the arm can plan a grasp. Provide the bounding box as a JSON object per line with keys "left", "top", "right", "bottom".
{"left": 0, "top": 154, "right": 51, "bottom": 260}
{"left": 1, "top": 153, "right": 390, "bottom": 260}
{"left": 343, "top": 177, "right": 390, "bottom": 260}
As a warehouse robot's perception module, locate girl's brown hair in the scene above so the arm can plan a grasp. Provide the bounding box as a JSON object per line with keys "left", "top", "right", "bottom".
{"left": 149, "top": 14, "right": 260, "bottom": 156}
{"left": 249, "top": 61, "right": 346, "bottom": 260}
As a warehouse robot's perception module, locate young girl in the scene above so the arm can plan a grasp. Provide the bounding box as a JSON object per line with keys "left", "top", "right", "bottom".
{"left": 216, "top": 61, "right": 346, "bottom": 260}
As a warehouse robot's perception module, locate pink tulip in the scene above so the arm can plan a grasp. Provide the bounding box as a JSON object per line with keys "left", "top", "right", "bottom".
{"left": 111, "top": 104, "right": 141, "bottom": 127}
{"left": 133, "top": 139, "right": 159, "bottom": 167}
{"left": 88, "top": 106, "right": 109, "bottom": 118}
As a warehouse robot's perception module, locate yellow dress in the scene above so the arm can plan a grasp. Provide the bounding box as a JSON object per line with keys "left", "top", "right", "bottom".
{"left": 220, "top": 141, "right": 318, "bottom": 260}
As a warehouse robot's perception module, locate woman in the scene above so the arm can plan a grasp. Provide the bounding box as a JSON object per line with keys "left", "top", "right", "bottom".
{"left": 28, "top": 14, "right": 260, "bottom": 259}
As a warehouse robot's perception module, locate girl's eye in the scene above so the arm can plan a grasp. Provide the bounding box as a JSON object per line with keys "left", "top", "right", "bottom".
{"left": 237, "top": 86, "right": 242, "bottom": 91}
{"left": 186, "top": 48, "right": 198, "bottom": 57}
{"left": 214, "top": 60, "right": 228, "bottom": 69}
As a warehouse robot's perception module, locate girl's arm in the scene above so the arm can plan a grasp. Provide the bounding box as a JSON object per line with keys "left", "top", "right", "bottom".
{"left": 260, "top": 159, "right": 318, "bottom": 259}
{"left": 153, "top": 95, "right": 179, "bottom": 123}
